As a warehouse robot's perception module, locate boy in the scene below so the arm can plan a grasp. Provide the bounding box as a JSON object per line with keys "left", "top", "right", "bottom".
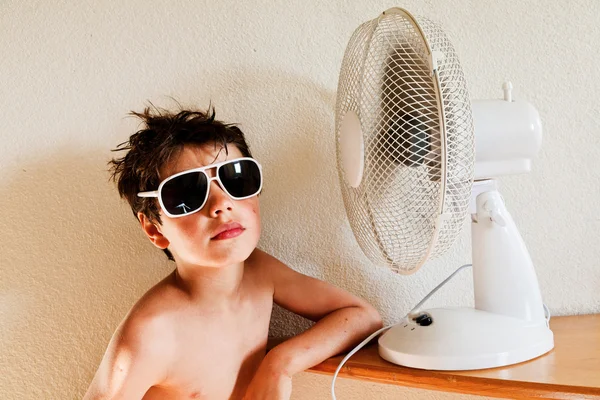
{"left": 84, "top": 106, "right": 382, "bottom": 400}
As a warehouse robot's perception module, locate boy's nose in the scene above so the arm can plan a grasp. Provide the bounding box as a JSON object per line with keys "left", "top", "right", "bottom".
{"left": 207, "top": 180, "right": 234, "bottom": 217}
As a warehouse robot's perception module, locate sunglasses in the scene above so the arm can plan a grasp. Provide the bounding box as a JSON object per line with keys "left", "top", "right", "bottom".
{"left": 137, "top": 157, "right": 263, "bottom": 218}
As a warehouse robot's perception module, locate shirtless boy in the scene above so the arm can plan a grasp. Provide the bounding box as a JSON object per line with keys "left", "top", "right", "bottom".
{"left": 83, "top": 107, "right": 382, "bottom": 399}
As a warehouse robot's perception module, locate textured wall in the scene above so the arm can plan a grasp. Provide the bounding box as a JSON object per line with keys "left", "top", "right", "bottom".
{"left": 1, "top": 0, "right": 599, "bottom": 399}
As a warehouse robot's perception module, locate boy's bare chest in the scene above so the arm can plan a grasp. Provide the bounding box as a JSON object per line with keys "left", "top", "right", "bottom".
{"left": 146, "top": 290, "right": 273, "bottom": 399}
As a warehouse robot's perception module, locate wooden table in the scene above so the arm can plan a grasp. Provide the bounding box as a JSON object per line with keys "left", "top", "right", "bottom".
{"left": 305, "top": 314, "right": 600, "bottom": 399}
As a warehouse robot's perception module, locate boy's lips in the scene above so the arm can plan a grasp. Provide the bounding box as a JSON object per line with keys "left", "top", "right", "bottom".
{"left": 211, "top": 222, "right": 245, "bottom": 240}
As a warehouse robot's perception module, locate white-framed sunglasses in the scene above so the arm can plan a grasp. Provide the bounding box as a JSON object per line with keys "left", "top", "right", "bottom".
{"left": 137, "top": 157, "right": 263, "bottom": 218}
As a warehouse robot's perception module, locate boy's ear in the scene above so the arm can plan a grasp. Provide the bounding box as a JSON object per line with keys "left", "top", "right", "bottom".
{"left": 137, "top": 212, "right": 170, "bottom": 250}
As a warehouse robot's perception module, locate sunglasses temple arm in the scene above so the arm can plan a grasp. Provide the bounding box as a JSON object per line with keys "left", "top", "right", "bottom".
{"left": 137, "top": 191, "right": 159, "bottom": 198}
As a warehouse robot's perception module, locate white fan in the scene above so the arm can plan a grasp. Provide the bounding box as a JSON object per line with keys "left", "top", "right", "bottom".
{"left": 335, "top": 8, "right": 553, "bottom": 371}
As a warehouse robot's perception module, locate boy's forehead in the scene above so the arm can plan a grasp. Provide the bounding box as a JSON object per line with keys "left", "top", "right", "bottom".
{"left": 161, "top": 144, "right": 243, "bottom": 178}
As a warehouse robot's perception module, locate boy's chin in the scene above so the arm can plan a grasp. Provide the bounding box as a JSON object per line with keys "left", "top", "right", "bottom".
{"left": 190, "top": 247, "right": 254, "bottom": 268}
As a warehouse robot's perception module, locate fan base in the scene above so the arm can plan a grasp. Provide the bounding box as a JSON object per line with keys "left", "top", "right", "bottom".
{"left": 378, "top": 307, "right": 554, "bottom": 370}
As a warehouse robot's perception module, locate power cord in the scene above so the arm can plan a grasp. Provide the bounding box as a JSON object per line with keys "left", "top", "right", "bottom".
{"left": 330, "top": 263, "right": 552, "bottom": 399}
{"left": 330, "top": 263, "right": 472, "bottom": 400}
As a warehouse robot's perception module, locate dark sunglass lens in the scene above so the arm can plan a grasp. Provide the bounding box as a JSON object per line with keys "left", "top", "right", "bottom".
{"left": 161, "top": 172, "right": 207, "bottom": 215}
{"left": 218, "top": 160, "right": 261, "bottom": 198}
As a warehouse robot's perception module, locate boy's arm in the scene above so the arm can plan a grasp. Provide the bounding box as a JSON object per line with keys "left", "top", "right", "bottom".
{"left": 260, "top": 251, "right": 383, "bottom": 377}
{"left": 83, "top": 317, "right": 169, "bottom": 400}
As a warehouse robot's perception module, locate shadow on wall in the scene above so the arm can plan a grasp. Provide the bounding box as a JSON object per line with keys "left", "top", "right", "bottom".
{"left": 0, "top": 149, "right": 172, "bottom": 398}
{"left": 1, "top": 67, "right": 365, "bottom": 397}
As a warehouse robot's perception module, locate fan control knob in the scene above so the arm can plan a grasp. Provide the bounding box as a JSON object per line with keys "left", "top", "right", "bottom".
{"left": 413, "top": 313, "right": 433, "bottom": 326}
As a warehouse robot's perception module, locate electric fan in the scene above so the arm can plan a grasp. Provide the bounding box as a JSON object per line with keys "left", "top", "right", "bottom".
{"left": 335, "top": 8, "right": 553, "bottom": 371}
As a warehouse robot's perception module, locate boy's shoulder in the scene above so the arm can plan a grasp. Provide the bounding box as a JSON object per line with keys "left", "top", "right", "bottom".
{"left": 83, "top": 275, "right": 186, "bottom": 398}
{"left": 119, "top": 274, "right": 180, "bottom": 338}
{"left": 94, "top": 275, "right": 180, "bottom": 387}
{"left": 247, "top": 247, "right": 310, "bottom": 292}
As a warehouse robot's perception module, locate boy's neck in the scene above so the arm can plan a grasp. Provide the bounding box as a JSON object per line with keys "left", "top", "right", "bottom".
{"left": 172, "top": 260, "right": 245, "bottom": 304}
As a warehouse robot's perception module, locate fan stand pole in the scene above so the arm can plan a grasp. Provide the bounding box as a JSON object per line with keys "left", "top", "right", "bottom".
{"left": 471, "top": 179, "right": 546, "bottom": 321}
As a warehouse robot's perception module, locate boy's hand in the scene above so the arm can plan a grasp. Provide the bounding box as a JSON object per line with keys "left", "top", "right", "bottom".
{"left": 242, "top": 353, "right": 292, "bottom": 400}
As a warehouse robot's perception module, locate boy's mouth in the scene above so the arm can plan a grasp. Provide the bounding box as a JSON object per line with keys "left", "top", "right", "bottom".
{"left": 211, "top": 222, "right": 245, "bottom": 240}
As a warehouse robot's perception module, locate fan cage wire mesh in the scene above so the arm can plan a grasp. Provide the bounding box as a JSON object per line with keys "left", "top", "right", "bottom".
{"left": 335, "top": 8, "right": 475, "bottom": 274}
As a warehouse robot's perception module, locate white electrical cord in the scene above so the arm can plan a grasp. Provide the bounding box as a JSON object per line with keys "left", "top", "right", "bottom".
{"left": 330, "top": 263, "right": 472, "bottom": 400}
{"left": 330, "top": 263, "right": 552, "bottom": 399}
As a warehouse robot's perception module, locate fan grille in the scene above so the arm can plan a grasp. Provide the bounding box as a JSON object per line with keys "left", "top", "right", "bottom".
{"left": 335, "top": 9, "right": 475, "bottom": 274}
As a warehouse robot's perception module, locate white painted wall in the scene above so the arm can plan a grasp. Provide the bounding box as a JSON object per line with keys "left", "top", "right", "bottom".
{"left": 1, "top": 0, "right": 598, "bottom": 399}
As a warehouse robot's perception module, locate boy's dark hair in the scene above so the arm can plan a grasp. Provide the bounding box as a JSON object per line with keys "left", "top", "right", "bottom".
{"left": 109, "top": 105, "right": 253, "bottom": 261}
